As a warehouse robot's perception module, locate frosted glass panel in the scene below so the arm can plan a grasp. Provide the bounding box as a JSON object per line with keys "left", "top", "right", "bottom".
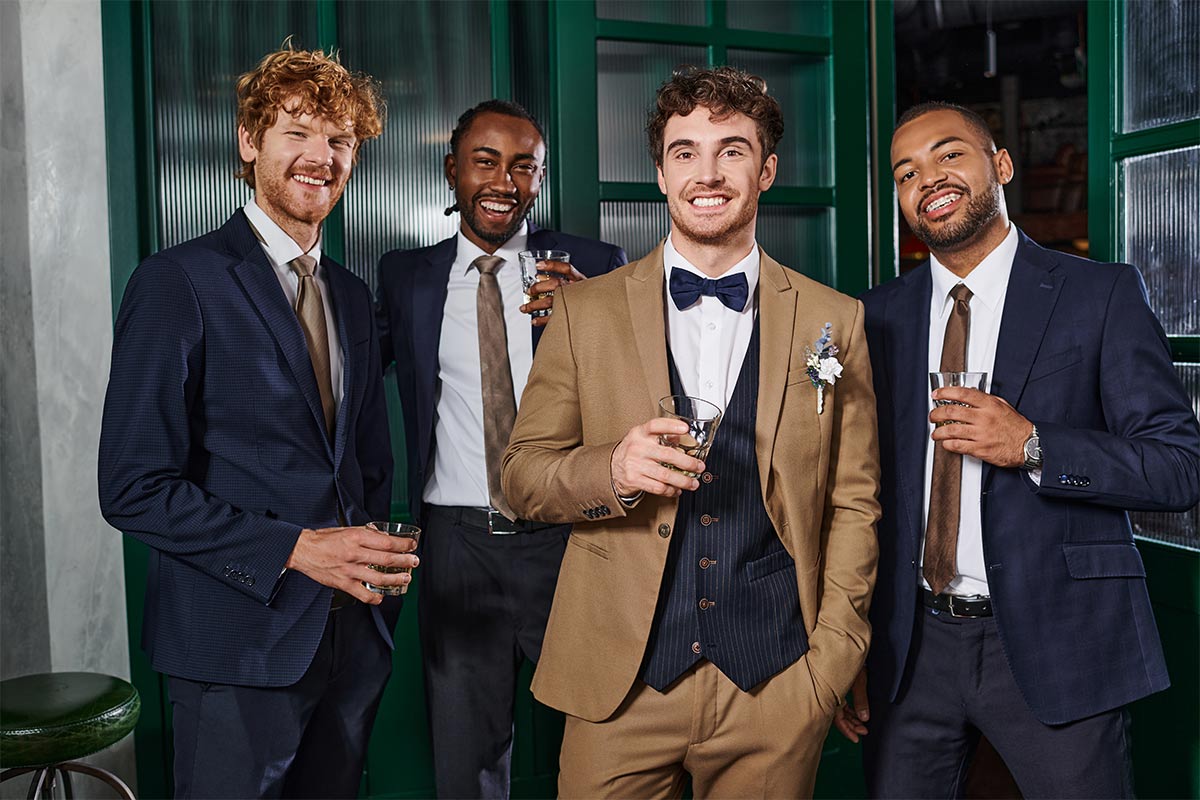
{"left": 726, "top": 50, "right": 832, "bottom": 187}
{"left": 1129, "top": 364, "right": 1200, "bottom": 548}
{"left": 727, "top": 0, "right": 831, "bottom": 36}
{"left": 756, "top": 206, "right": 834, "bottom": 286}
{"left": 1122, "top": 146, "right": 1199, "bottom": 335}
{"left": 152, "top": 1, "right": 316, "bottom": 248}
{"left": 596, "top": 0, "right": 706, "bottom": 25}
{"left": 597, "top": 41, "right": 707, "bottom": 183}
{"left": 1123, "top": 0, "right": 1200, "bottom": 132}
{"left": 339, "top": 0, "right": 492, "bottom": 289}
{"left": 600, "top": 201, "right": 670, "bottom": 262}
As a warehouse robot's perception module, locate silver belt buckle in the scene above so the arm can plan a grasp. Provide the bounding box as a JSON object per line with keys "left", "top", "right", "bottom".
{"left": 487, "top": 507, "right": 518, "bottom": 535}
{"left": 946, "top": 595, "right": 966, "bottom": 618}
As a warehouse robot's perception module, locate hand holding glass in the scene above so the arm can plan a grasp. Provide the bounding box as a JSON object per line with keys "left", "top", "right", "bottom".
{"left": 929, "top": 371, "right": 988, "bottom": 427}
{"left": 364, "top": 522, "right": 420, "bottom": 595}
{"left": 657, "top": 395, "right": 722, "bottom": 478}
{"left": 518, "top": 249, "right": 571, "bottom": 318}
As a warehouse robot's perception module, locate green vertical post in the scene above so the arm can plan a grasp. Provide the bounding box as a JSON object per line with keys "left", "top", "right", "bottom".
{"left": 870, "top": 0, "right": 896, "bottom": 286}
{"left": 829, "top": 2, "right": 871, "bottom": 297}
{"left": 314, "top": 0, "right": 345, "bottom": 264}
{"left": 1086, "top": 0, "right": 1117, "bottom": 263}
{"left": 548, "top": 0, "right": 601, "bottom": 240}
{"left": 490, "top": 0, "right": 513, "bottom": 99}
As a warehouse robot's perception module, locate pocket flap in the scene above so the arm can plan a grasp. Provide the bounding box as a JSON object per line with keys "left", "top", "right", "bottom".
{"left": 1063, "top": 542, "right": 1146, "bottom": 579}
{"left": 747, "top": 547, "right": 795, "bottom": 581}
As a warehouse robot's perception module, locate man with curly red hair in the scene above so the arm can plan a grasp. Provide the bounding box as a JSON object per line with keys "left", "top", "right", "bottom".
{"left": 99, "top": 45, "right": 413, "bottom": 798}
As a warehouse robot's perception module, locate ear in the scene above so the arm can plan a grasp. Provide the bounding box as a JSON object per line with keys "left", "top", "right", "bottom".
{"left": 237, "top": 124, "right": 259, "bottom": 165}
{"left": 444, "top": 153, "right": 456, "bottom": 189}
{"left": 758, "top": 152, "right": 778, "bottom": 192}
{"left": 994, "top": 148, "right": 1014, "bottom": 185}
{"left": 656, "top": 162, "right": 667, "bottom": 195}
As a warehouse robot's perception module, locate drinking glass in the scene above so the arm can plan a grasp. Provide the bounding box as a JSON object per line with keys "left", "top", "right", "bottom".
{"left": 929, "top": 371, "right": 988, "bottom": 426}
{"left": 657, "top": 395, "right": 722, "bottom": 478}
{"left": 518, "top": 249, "right": 571, "bottom": 318}
{"left": 364, "top": 522, "right": 420, "bottom": 595}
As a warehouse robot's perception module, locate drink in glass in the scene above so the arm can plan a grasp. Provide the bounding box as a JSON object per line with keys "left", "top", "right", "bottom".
{"left": 657, "top": 395, "right": 722, "bottom": 478}
{"left": 518, "top": 249, "right": 570, "bottom": 318}
{"left": 364, "top": 522, "right": 420, "bottom": 595}
{"left": 929, "top": 371, "right": 988, "bottom": 426}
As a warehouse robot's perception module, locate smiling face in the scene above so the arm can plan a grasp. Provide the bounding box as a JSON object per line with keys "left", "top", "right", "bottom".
{"left": 445, "top": 111, "right": 546, "bottom": 253}
{"left": 656, "top": 107, "right": 777, "bottom": 269}
{"left": 890, "top": 109, "right": 1012, "bottom": 255}
{"left": 238, "top": 105, "right": 356, "bottom": 247}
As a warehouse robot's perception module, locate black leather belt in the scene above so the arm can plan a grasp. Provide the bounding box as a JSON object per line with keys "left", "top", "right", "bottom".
{"left": 330, "top": 588, "right": 356, "bottom": 611}
{"left": 431, "top": 505, "right": 559, "bottom": 535}
{"left": 922, "top": 589, "right": 992, "bottom": 618}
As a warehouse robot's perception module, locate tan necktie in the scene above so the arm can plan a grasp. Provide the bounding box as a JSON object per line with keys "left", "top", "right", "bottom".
{"left": 924, "top": 283, "right": 973, "bottom": 595}
{"left": 473, "top": 255, "right": 518, "bottom": 521}
{"left": 289, "top": 255, "right": 336, "bottom": 440}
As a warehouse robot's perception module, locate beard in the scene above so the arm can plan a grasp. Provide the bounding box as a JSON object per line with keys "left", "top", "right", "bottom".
{"left": 911, "top": 179, "right": 1002, "bottom": 251}
{"left": 460, "top": 190, "right": 534, "bottom": 246}
{"left": 256, "top": 165, "right": 343, "bottom": 226}
{"left": 667, "top": 191, "right": 759, "bottom": 247}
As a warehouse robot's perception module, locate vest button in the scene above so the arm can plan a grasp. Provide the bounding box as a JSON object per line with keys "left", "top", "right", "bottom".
{"left": 691, "top": 641, "right": 702, "bottom": 654}
{"left": 699, "top": 557, "right": 712, "bottom": 569}
{"left": 658, "top": 523, "right": 671, "bottom": 538}
{"left": 700, "top": 514, "right": 713, "bottom": 526}
{"left": 701, "top": 472, "right": 714, "bottom": 483}
{"left": 698, "top": 598, "right": 714, "bottom": 610}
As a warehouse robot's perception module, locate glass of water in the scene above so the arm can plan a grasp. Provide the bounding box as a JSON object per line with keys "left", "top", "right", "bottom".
{"left": 657, "top": 395, "right": 722, "bottom": 478}
{"left": 929, "top": 371, "right": 988, "bottom": 426}
{"left": 518, "top": 249, "right": 571, "bottom": 318}
{"left": 364, "top": 522, "right": 420, "bottom": 595}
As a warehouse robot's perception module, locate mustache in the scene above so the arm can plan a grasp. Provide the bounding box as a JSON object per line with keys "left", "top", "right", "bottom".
{"left": 918, "top": 182, "right": 970, "bottom": 211}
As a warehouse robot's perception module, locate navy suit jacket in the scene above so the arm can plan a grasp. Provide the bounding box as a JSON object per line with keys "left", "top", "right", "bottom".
{"left": 99, "top": 211, "right": 395, "bottom": 687}
{"left": 376, "top": 224, "right": 626, "bottom": 522}
{"left": 861, "top": 230, "right": 1199, "bottom": 725}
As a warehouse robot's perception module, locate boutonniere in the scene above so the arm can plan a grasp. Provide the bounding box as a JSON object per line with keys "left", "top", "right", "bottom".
{"left": 805, "top": 322, "right": 843, "bottom": 415}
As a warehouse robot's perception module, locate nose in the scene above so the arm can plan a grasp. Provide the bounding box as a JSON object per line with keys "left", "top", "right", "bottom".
{"left": 305, "top": 137, "right": 334, "bottom": 168}
{"left": 694, "top": 153, "right": 722, "bottom": 187}
{"left": 489, "top": 167, "right": 516, "bottom": 193}
{"left": 919, "top": 162, "right": 946, "bottom": 190}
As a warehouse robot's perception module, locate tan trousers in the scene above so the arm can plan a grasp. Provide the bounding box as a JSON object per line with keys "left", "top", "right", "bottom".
{"left": 558, "top": 657, "right": 835, "bottom": 799}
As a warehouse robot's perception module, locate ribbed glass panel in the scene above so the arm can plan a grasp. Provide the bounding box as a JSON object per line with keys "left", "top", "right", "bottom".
{"left": 597, "top": 41, "right": 707, "bottom": 183}
{"left": 1122, "top": 146, "right": 1199, "bottom": 335}
{"left": 510, "top": 0, "right": 555, "bottom": 236}
{"left": 727, "top": 0, "right": 831, "bottom": 36}
{"left": 600, "top": 201, "right": 670, "bottom": 262}
{"left": 756, "top": 206, "right": 833, "bottom": 286}
{"left": 1129, "top": 364, "right": 1200, "bottom": 548}
{"left": 596, "top": 0, "right": 706, "bottom": 25}
{"left": 726, "top": 50, "right": 832, "bottom": 187}
{"left": 1122, "top": 0, "right": 1200, "bottom": 132}
{"left": 151, "top": 2, "right": 316, "bottom": 248}
{"left": 339, "top": 0, "right": 492, "bottom": 289}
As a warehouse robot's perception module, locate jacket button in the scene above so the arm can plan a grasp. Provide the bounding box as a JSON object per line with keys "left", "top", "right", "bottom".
{"left": 247, "top": 577, "right": 255, "bottom": 587}
{"left": 700, "top": 514, "right": 713, "bottom": 526}
{"left": 699, "top": 557, "right": 712, "bottom": 569}
{"left": 658, "top": 523, "right": 671, "bottom": 538}
{"left": 691, "top": 641, "right": 702, "bottom": 654}
{"left": 698, "top": 598, "right": 714, "bottom": 610}
{"left": 701, "top": 472, "right": 714, "bottom": 484}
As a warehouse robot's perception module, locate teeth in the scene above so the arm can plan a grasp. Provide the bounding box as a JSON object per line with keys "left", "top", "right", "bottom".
{"left": 924, "top": 193, "right": 960, "bottom": 213}
{"left": 292, "top": 175, "right": 327, "bottom": 186}
{"left": 691, "top": 197, "right": 727, "bottom": 207}
{"left": 480, "top": 200, "right": 515, "bottom": 213}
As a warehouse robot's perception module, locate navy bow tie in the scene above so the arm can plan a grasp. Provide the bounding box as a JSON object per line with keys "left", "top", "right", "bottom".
{"left": 668, "top": 268, "right": 749, "bottom": 312}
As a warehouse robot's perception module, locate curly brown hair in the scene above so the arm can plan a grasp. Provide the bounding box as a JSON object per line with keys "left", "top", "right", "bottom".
{"left": 646, "top": 65, "right": 784, "bottom": 166}
{"left": 235, "top": 44, "right": 385, "bottom": 188}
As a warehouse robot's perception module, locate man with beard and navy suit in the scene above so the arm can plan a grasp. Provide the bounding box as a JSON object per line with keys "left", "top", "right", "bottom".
{"left": 835, "top": 101, "right": 1200, "bottom": 799}
{"left": 375, "top": 99, "right": 626, "bottom": 799}
{"left": 99, "top": 47, "right": 417, "bottom": 798}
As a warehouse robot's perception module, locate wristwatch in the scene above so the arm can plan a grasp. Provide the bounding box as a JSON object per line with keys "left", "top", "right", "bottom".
{"left": 1022, "top": 424, "right": 1042, "bottom": 470}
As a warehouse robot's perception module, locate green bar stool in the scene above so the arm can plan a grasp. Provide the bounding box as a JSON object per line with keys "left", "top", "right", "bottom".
{"left": 1, "top": 672, "right": 140, "bottom": 799}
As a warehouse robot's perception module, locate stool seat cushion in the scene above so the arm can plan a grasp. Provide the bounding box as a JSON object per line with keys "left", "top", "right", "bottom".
{"left": 1, "top": 672, "right": 140, "bottom": 768}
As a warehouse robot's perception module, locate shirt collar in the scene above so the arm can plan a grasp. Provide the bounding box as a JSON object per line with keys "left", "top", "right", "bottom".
{"left": 243, "top": 199, "right": 322, "bottom": 268}
{"left": 930, "top": 223, "right": 1018, "bottom": 318}
{"left": 455, "top": 221, "right": 529, "bottom": 275}
{"left": 663, "top": 234, "right": 760, "bottom": 305}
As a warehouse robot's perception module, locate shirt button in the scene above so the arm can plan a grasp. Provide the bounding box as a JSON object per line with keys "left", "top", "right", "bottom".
{"left": 701, "top": 472, "right": 714, "bottom": 483}
{"left": 707, "top": 322, "right": 717, "bottom": 331}
{"left": 658, "top": 523, "right": 671, "bottom": 538}
{"left": 691, "top": 641, "right": 702, "bottom": 654}
{"left": 699, "top": 557, "right": 712, "bottom": 569}
{"left": 705, "top": 380, "right": 714, "bottom": 389}
{"left": 698, "top": 598, "right": 714, "bottom": 610}
{"left": 699, "top": 513, "right": 713, "bottom": 526}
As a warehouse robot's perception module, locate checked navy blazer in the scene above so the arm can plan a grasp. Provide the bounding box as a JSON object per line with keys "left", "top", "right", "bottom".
{"left": 99, "top": 210, "right": 395, "bottom": 687}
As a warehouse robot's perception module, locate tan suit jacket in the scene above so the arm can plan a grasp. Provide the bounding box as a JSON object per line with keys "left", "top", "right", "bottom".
{"left": 502, "top": 245, "right": 880, "bottom": 723}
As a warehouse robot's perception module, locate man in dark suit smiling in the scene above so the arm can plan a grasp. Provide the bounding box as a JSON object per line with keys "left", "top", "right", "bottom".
{"left": 375, "top": 100, "right": 625, "bottom": 799}
{"left": 838, "top": 101, "right": 1199, "bottom": 799}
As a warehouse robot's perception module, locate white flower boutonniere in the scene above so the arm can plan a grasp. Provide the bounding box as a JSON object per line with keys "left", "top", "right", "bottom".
{"left": 805, "top": 322, "right": 843, "bottom": 415}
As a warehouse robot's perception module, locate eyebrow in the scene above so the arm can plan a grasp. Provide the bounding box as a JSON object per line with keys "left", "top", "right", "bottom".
{"left": 471, "top": 146, "right": 540, "bottom": 162}
{"left": 891, "top": 136, "right": 968, "bottom": 171}
{"left": 666, "top": 136, "right": 755, "bottom": 152}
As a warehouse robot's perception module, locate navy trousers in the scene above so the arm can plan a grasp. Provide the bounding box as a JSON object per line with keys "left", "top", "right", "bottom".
{"left": 864, "top": 606, "right": 1133, "bottom": 799}
{"left": 168, "top": 601, "right": 392, "bottom": 799}
{"left": 418, "top": 505, "right": 568, "bottom": 799}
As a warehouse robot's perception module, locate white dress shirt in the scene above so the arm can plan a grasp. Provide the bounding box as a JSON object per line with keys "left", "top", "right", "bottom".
{"left": 243, "top": 199, "right": 343, "bottom": 407}
{"left": 663, "top": 235, "right": 760, "bottom": 411}
{"left": 921, "top": 223, "right": 1019, "bottom": 597}
{"left": 424, "top": 224, "right": 532, "bottom": 508}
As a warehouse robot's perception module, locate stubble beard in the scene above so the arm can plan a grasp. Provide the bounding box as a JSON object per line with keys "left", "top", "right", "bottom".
{"left": 668, "top": 191, "right": 759, "bottom": 247}
{"left": 256, "top": 165, "right": 343, "bottom": 228}
{"left": 460, "top": 190, "right": 533, "bottom": 247}
{"left": 912, "top": 179, "right": 1002, "bottom": 251}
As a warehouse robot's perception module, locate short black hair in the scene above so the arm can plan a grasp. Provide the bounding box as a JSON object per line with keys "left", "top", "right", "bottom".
{"left": 449, "top": 99, "right": 546, "bottom": 156}
{"left": 896, "top": 101, "right": 996, "bottom": 150}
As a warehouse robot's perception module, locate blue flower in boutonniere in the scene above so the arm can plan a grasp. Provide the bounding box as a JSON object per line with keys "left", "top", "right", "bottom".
{"left": 805, "top": 322, "right": 843, "bottom": 415}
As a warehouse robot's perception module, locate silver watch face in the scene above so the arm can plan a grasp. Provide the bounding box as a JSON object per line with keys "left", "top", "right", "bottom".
{"left": 1024, "top": 435, "right": 1041, "bottom": 462}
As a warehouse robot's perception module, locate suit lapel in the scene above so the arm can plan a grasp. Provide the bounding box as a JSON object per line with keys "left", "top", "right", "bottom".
{"left": 227, "top": 214, "right": 332, "bottom": 458}
{"left": 413, "top": 237, "right": 456, "bottom": 470}
{"left": 755, "top": 254, "right": 797, "bottom": 495}
{"left": 626, "top": 244, "right": 671, "bottom": 410}
{"left": 891, "top": 266, "right": 934, "bottom": 552}
{"left": 323, "top": 258, "right": 353, "bottom": 468}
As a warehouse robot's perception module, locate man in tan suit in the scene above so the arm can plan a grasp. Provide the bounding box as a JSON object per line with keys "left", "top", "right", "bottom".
{"left": 502, "top": 66, "right": 880, "bottom": 799}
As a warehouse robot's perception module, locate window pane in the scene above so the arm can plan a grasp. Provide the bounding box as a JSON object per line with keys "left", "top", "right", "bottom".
{"left": 596, "top": 0, "right": 706, "bottom": 26}
{"left": 1123, "top": 0, "right": 1200, "bottom": 132}
{"left": 1122, "top": 146, "right": 1199, "bottom": 335}
{"left": 727, "top": 0, "right": 830, "bottom": 37}
{"left": 726, "top": 50, "right": 832, "bottom": 187}
{"left": 756, "top": 206, "right": 834, "bottom": 286}
{"left": 598, "top": 41, "right": 707, "bottom": 183}
{"left": 152, "top": 1, "right": 316, "bottom": 248}
{"left": 1129, "top": 364, "right": 1200, "bottom": 549}
{"left": 340, "top": 0, "right": 492, "bottom": 289}
{"left": 600, "top": 201, "right": 669, "bottom": 261}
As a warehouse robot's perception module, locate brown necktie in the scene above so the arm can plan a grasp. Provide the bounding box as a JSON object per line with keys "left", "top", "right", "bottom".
{"left": 924, "top": 283, "right": 973, "bottom": 595}
{"left": 289, "top": 255, "right": 336, "bottom": 440}
{"left": 473, "top": 255, "right": 518, "bottom": 521}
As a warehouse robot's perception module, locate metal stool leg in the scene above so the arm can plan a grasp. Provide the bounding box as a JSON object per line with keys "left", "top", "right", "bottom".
{"left": 26, "top": 767, "right": 49, "bottom": 800}
{"left": 58, "top": 767, "right": 73, "bottom": 799}
{"left": 57, "top": 762, "right": 135, "bottom": 800}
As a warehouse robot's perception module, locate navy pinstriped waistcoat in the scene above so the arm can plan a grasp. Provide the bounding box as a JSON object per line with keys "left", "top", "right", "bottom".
{"left": 641, "top": 322, "right": 808, "bottom": 692}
